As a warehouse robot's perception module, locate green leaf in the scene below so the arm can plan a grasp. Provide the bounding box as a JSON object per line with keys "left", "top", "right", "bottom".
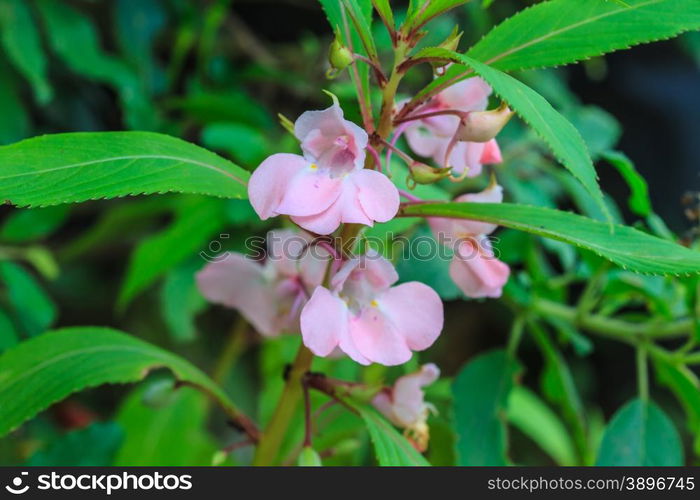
{"left": 653, "top": 358, "right": 700, "bottom": 455}
{"left": 114, "top": 384, "right": 218, "bottom": 466}
{"left": 341, "top": 0, "right": 377, "bottom": 59}
{"left": 468, "top": 0, "right": 700, "bottom": 72}
{"left": 0, "top": 67, "right": 30, "bottom": 145}
{"left": 0, "top": 0, "right": 53, "bottom": 104}
{"left": 371, "top": 0, "right": 394, "bottom": 31}
{"left": 602, "top": 151, "right": 652, "bottom": 217}
{"left": 160, "top": 261, "right": 206, "bottom": 343}
{"left": 345, "top": 400, "right": 430, "bottom": 466}
{"left": 0, "top": 206, "right": 70, "bottom": 243}
{"left": 35, "top": 0, "right": 156, "bottom": 129}
{"left": 0, "top": 262, "right": 57, "bottom": 337}
{"left": 404, "top": 1, "right": 474, "bottom": 32}
{"left": 507, "top": 386, "right": 577, "bottom": 466}
{"left": 0, "top": 308, "right": 19, "bottom": 352}
{"left": 28, "top": 422, "right": 123, "bottom": 466}
{"left": 452, "top": 349, "right": 522, "bottom": 465}
{"left": 119, "top": 197, "right": 226, "bottom": 308}
{"left": 0, "top": 327, "right": 244, "bottom": 437}
{"left": 413, "top": 49, "right": 606, "bottom": 217}
{"left": 400, "top": 202, "right": 700, "bottom": 275}
{"left": 596, "top": 398, "right": 683, "bottom": 466}
{"left": 201, "top": 122, "right": 269, "bottom": 167}
{"left": 0, "top": 132, "right": 249, "bottom": 208}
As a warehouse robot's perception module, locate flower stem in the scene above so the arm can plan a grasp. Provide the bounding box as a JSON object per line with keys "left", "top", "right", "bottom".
{"left": 212, "top": 316, "right": 249, "bottom": 386}
{"left": 252, "top": 344, "right": 314, "bottom": 465}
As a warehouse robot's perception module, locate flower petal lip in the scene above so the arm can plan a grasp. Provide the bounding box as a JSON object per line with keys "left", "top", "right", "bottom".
{"left": 352, "top": 168, "right": 400, "bottom": 224}
{"left": 248, "top": 153, "right": 308, "bottom": 220}
{"left": 349, "top": 307, "right": 413, "bottom": 366}
{"left": 377, "top": 282, "right": 444, "bottom": 351}
{"left": 196, "top": 254, "right": 279, "bottom": 336}
{"left": 300, "top": 286, "right": 346, "bottom": 357}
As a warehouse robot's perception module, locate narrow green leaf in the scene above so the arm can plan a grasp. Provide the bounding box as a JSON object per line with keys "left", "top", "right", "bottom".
{"left": 0, "top": 67, "right": 30, "bottom": 145}
{"left": 0, "top": 262, "right": 57, "bottom": 337}
{"left": 404, "top": 1, "right": 474, "bottom": 32}
{"left": 0, "top": 327, "right": 244, "bottom": 437}
{"left": 119, "top": 197, "right": 226, "bottom": 308}
{"left": 341, "top": 0, "right": 377, "bottom": 59}
{"left": 114, "top": 384, "right": 218, "bottom": 466}
{"left": 452, "top": 349, "right": 522, "bottom": 465}
{"left": 0, "top": 132, "right": 249, "bottom": 208}
{"left": 371, "top": 0, "right": 394, "bottom": 31}
{"left": 400, "top": 202, "right": 700, "bottom": 275}
{"left": 507, "top": 386, "right": 577, "bottom": 466}
{"left": 160, "top": 262, "right": 206, "bottom": 343}
{"left": 602, "top": 151, "right": 652, "bottom": 217}
{"left": 345, "top": 399, "right": 430, "bottom": 466}
{"left": 0, "top": 0, "right": 53, "bottom": 103}
{"left": 412, "top": 49, "right": 606, "bottom": 217}
{"left": 468, "top": 0, "right": 700, "bottom": 71}
{"left": 596, "top": 398, "right": 683, "bottom": 466}
{"left": 0, "top": 308, "right": 19, "bottom": 352}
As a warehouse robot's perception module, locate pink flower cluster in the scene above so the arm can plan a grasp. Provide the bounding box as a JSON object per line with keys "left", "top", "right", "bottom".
{"left": 200, "top": 79, "right": 511, "bottom": 366}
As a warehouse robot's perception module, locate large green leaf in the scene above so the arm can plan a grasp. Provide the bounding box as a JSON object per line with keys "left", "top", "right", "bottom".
{"left": 468, "top": 0, "right": 700, "bottom": 71}
{"left": 0, "top": 327, "right": 245, "bottom": 437}
{"left": 452, "top": 349, "right": 522, "bottom": 465}
{"left": 0, "top": 0, "right": 53, "bottom": 103}
{"left": 507, "top": 386, "right": 577, "bottom": 466}
{"left": 400, "top": 202, "right": 700, "bottom": 275}
{"left": 596, "top": 398, "right": 683, "bottom": 466}
{"left": 346, "top": 400, "right": 430, "bottom": 466}
{"left": 118, "top": 197, "right": 226, "bottom": 308}
{"left": 412, "top": 49, "right": 606, "bottom": 217}
{"left": 0, "top": 132, "right": 249, "bottom": 208}
{"left": 114, "top": 384, "right": 218, "bottom": 466}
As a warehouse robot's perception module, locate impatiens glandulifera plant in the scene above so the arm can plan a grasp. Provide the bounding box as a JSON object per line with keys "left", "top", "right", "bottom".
{"left": 0, "top": 0, "right": 699, "bottom": 467}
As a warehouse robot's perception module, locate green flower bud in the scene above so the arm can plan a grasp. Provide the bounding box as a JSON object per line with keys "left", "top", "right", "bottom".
{"left": 431, "top": 27, "right": 463, "bottom": 71}
{"left": 297, "top": 446, "right": 323, "bottom": 466}
{"left": 328, "top": 32, "right": 354, "bottom": 73}
{"left": 409, "top": 162, "right": 452, "bottom": 185}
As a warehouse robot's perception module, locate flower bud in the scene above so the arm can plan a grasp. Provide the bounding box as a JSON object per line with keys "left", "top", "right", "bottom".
{"left": 328, "top": 32, "right": 353, "bottom": 73}
{"left": 455, "top": 102, "right": 514, "bottom": 143}
{"left": 297, "top": 446, "right": 322, "bottom": 466}
{"left": 409, "top": 161, "right": 452, "bottom": 185}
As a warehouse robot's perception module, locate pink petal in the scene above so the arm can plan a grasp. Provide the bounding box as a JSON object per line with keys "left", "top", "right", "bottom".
{"left": 391, "top": 364, "right": 440, "bottom": 426}
{"left": 450, "top": 240, "right": 510, "bottom": 298}
{"left": 440, "top": 77, "right": 491, "bottom": 112}
{"left": 349, "top": 306, "right": 413, "bottom": 366}
{"left": 248, "top": 153, "right": 307, "bottom": 219}
{"left": 405, "top": 125, "right": 442, "bottom": 158}
{"left": 267, "top": 229, "right": 311, "bottom": 278}
{"left": 300, "top": 286, "right": 346, "bottom": 357}
{"left": 377, "top": 282, "right": 443, "bottom": 351}
{"left": 480, "top": 139, "right": 502, "bottom": 164}
{"left": 451, "top": 183, "right": 503, "bottom": 236}
{"left": 196, "top": 255, "right": 278, "bottom": 336}
{"left": 276, "top": 167, "right": 343, "bottom": 217}
{"left": 351, "top": 169, "right": 400, "bottom": 224}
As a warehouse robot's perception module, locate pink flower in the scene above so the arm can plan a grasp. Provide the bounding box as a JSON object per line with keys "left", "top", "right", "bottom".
{"left": 403, "top": 77, "right": 502, "bottom": 177}
{"left": 429, "top": 183, "right": 510, "bottom": 298}
{"left": 196, "top": 230, "right": 330, "bottom": 336}
{"left": 248, "top": 103, "right": 399, "bottom": 235}
{"left": 300, "top": 252, "right": 443, "bottom": 366}
{"left": 372, "top": 363, "right": 440, "bottom": 451}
